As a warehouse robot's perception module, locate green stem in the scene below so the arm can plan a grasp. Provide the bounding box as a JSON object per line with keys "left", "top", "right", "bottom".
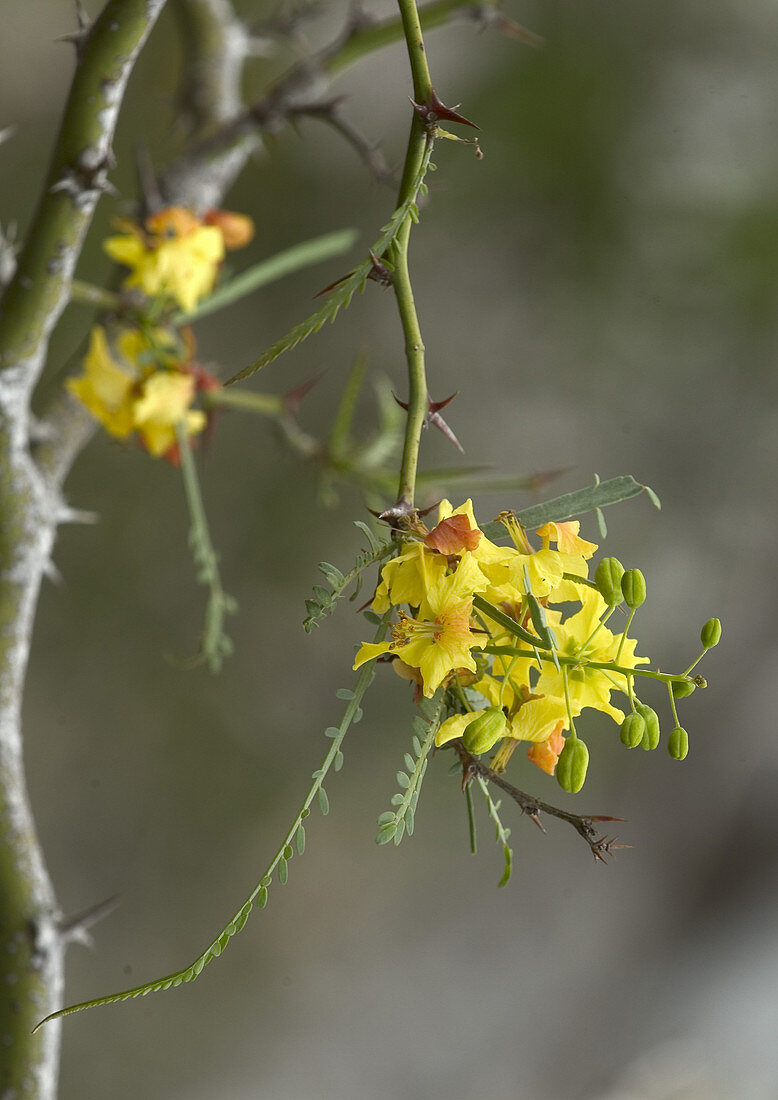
{"left": 668, "top": 683, "right": 681, "bottom": 726}
{"left": 176, "top": 423, "right": 235, "bottom": 672}
{"left": 327, "top": 0, "right": 469, "bottom": 77}
{"left": 562, "top": 664, "right": 577, "bottom": 737}
{"left": 396, "top": 0, "right": 435, "bottom": 102}
{"left": 69, "top": 279, "right": 121, "bottom": 312}
{"left": 483, "top": 645, "right": 692, "bottom": 685}
{"left": 614, "top": 607, "right": 636, "bottom": 664}
{"left": 392, "top": 0, "right": 437, "bottom": 506}
{"left": 205, "top": 389, "right": 283, "bottom": 416}
{"left": 392, "top": 154, "right": 429, "bottom": 505}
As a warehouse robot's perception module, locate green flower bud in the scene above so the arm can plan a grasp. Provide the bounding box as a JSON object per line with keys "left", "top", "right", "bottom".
{"left": 556, "top": 736, "right": 589, "bottom": 794}
{"left": 462, "top": 707, "right": 508, "bottom": 755}
{"left": 701, "top": 618, "right": 722, "bottom": 649}
{"left": 671, "top": 679, "right": 696, "bottom": 699}
{"left": 594, "top": 557, "right": 625, "bottom": 606}
{"left": 636, "top": 703, "right": 660, "bottom": 750}
{"left": 621, "top": 568, "right": 646, "bottom": 609}
{"left": 620, "top": 712, "right": 645, "bottom": 748}
{"left": 667, "top": 725, "right": 689, "bottom": 761}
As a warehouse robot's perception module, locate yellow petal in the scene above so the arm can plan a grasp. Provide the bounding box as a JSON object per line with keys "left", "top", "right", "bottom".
{"left": 353, "top": 640, "right": 391, "bottom": 670}
{"left": 435, "top": 711, "right": 486, "bottom": 747}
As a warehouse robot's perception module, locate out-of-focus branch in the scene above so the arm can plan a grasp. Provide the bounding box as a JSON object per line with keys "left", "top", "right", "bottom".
{"left": 173, "top": 0, "right": 247, "bottom": 129}
{"left": 161, "top": 0, "right": 261, "bottom": 208}
{"left": 453, "top": 743, "right": 628, "bottom": 863}
{"left": 291, "top": 100, "right": 395, "bottom": 185}
{"left": 0, "top": 4, "right": 167, "bottom": 1095}
{"left": 161, "top": 0, "right": 489, "bottom": 201}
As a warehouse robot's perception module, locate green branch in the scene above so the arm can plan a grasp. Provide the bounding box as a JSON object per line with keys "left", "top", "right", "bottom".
{"left": 326, "top": 0, "right": 474, "bottom": 76}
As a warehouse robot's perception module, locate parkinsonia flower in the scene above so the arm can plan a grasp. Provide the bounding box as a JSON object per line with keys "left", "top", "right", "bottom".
{"left": 354, "top": 553, "right": 489, "bottom": 697}
{"left": 354, "top": 499, "right": 718, "bottom": 794}
{"left": 66, "top": 324, "right": 208, "bottom": 460}
{"left": 104, "top": 205, "right": 254, "bottom": 314}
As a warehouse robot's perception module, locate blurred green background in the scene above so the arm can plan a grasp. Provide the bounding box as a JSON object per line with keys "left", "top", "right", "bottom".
{"left": 2, "top": 0, "right": 777, "bottom": 1096}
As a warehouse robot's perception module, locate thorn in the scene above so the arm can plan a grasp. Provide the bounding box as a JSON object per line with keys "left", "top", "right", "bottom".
{"left": 528, "top": 811, "right": 546, "bottom": 833}
{"left": 393, "top": 392, "right": 463, "bottom": 452}
{"left": 43, "top": 559, "right": 63, "bottom": 586}
{"left": 56, "top": 506, "right": 99, "bottom": 526}
{"left": 472, "top": 6, "right": 543, "bottom": 47}
{"left": 410, "top": 89, "right": 480, "bottom": 131}
{"left": 428, "top": 408, "right": 463, "bottom": 453}
{"left": 56, "top": 1, "right": 91, "bottom": 59}
{"left": 49, "top": 150, "right": 118, "bottom": 202}
{"left": 283, "top": 371, "right": 323, "bottom": 414}
{"left": 378, "top": 499, "right": 416, "bottom": 527}
{"left": 366, "top": 250, "right": 392, "bottom": 287}
{"left": 314, "top": 271, "right": 351, "bottom": 298}
{"left": 460, "top": 761, "right": 477, "bottom": 791}
{"left": 59, "top": 894, "right": 120, "bottom": 948}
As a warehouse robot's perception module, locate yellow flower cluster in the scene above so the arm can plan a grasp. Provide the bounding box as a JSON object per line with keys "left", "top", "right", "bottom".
{"left": 104, "top": 205, "right": 254, "bottom": 314}
{"left": 67, "top": 325, "right": 207, "bottom": 459}
{"left": 354, "top": 501, "right": 648, "bottom": 780}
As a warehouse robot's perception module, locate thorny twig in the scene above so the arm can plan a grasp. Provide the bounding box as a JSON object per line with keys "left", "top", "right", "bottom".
{"left": 291, "top": 99, "right": 396, "bottom": 185}
{"left": 453, "top": 742, "right": 629, "bottom": 863}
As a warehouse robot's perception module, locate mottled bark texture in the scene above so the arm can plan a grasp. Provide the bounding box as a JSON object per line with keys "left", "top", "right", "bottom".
{"left": 0, "top": 3, "right": 167, "bottom": 1095}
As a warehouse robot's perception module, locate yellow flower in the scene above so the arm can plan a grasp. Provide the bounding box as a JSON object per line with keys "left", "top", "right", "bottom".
{"left": 67, "top": 325, "right": 205, "bottom": 458}
{"left": 355, "top": 555, "right": 489, "bottom": 697}
{"left": 535, "top": 588, "right": 648, "bottom": 723}
{"left": 372, "top": 541, "right": 448, "bottom": 613}
{"left": 535, "top": 520, "right": 597, "bottom": 559}
{"left": 66, "top": 326, "right": 137, "bottom": 440}
{"left": 432, "top": 499, "right": 507, "bottom": 568}
{"left": 132, "top": 372, "right": 206, "bottom": 457}
{"left": 507, "top": 695, "right": 570, "bottom": 743}
{"left": 104, "top": 206, "right": 225, "bottom": 313}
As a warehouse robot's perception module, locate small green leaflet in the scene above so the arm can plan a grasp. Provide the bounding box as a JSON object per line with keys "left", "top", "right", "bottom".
{"left": 480, "top": 475, "right": 660, "bottom": 542}
{"left": 226, "top": 140, "right": 435, "bottom": 385}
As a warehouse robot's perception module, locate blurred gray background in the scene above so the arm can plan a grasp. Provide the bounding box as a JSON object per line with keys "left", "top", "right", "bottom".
{"left": 2, "top": 0, "right": 777, "bottom": 1096}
